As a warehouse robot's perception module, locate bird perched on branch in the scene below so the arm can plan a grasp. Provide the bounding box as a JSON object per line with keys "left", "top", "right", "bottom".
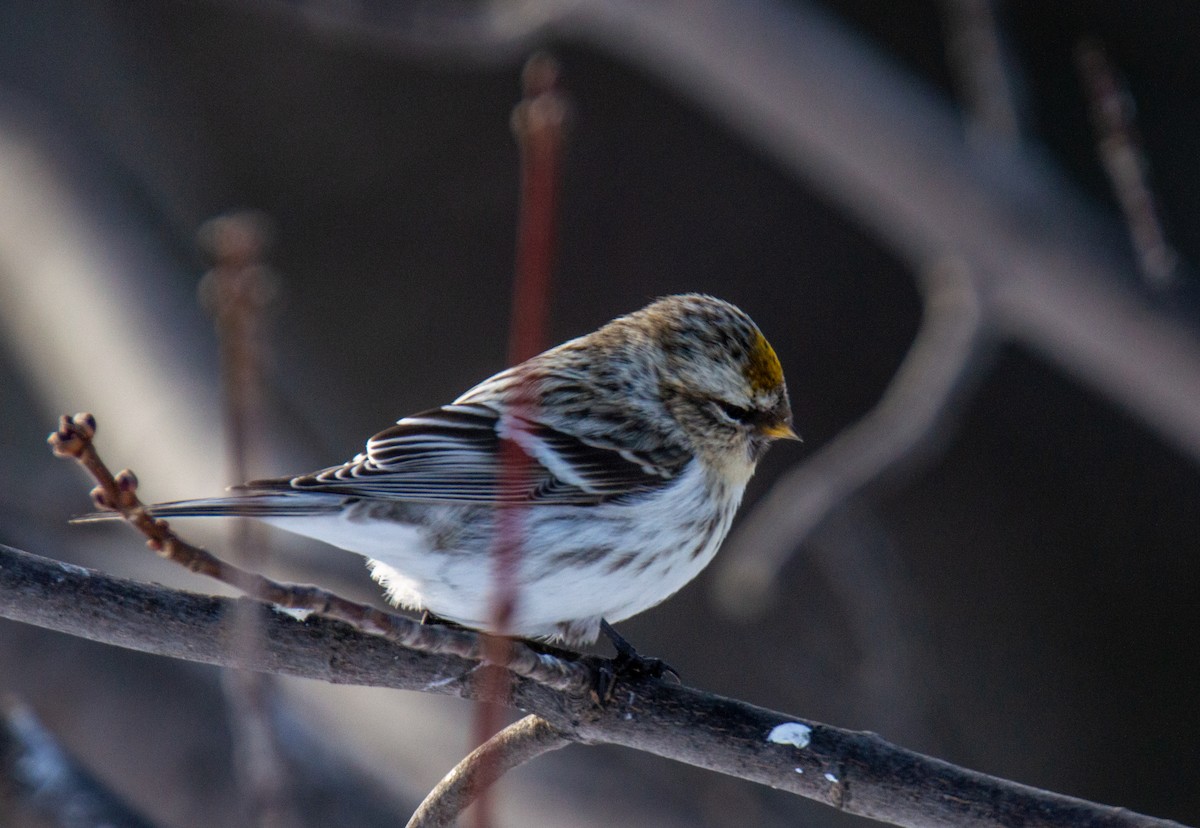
{"left": 87, "top": 294, "right": 796, "bottom": 647}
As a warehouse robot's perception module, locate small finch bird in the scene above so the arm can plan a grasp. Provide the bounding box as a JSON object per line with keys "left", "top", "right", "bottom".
{"left": 105, "top": 294, "right": 796, "bottom": 646}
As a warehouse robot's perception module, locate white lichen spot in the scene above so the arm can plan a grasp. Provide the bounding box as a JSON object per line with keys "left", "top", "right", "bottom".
{"left": 794, "top": 767, "right": 804, "bottom": 774}
{"left": 271, "top": 605, "right": 312, "bottom": 622}
{"left": 54, "top": 561, "right": 93, "bottom": 580}
{"left": 824, "top": 772, "right": 839, "bottom": 783}
{"left": 767, "top": 722, "right": 812, "bottom": 749}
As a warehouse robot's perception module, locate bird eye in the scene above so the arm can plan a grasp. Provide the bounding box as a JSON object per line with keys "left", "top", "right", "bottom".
{"left": 712, "top": 399, "right": 755, "bottom": 425}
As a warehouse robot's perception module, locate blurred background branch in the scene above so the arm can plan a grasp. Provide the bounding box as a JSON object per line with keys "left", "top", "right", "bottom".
{"left": 198, "top": 0, "right": 1200, "bottom": 460}
{"left": 0, "top": 699, "right": 160, "bottom": 828}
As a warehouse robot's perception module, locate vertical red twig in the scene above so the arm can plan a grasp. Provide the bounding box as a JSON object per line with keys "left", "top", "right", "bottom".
{"left": 507, "top": 53, "right": 567, "bottom": 365}
{"left": 198, "top": 212, "right": 295, "bottom": 828}
{"left": 472, "top": 54, "right": 569, "bottom": 828}
{"left": 198, "top": 212, "right": 274, "bottom": 490}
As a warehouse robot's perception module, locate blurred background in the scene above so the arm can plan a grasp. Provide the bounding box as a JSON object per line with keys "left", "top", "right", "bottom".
{"left": 1, "top": 1, "right": 1198, "bottom": 826}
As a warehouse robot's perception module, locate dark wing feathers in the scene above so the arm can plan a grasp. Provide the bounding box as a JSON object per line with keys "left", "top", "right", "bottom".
{"left": 256, "top": 403, "right": 680, "bottom": 505}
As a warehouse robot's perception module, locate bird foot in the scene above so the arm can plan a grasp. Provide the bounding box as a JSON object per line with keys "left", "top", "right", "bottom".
{"left": 591, "top": 619, "right": 680, "bottom": 702}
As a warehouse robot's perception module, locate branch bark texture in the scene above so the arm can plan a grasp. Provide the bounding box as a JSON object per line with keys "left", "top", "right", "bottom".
{"left": 0, "top": 543, "right": 1186, "bottom": 828}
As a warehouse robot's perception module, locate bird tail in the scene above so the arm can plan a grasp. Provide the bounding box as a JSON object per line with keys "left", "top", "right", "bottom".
{"left": 70, "top": 490, "right": 347, "bottom": 524}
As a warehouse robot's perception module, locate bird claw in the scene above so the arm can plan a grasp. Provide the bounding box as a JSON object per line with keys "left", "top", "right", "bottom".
{"left": 590, "top": 619, "right": 680, "bottom": 702}
{"left": 614, "top": 651, "right": 679, "bottom": 683}
{"left": 590, "top": 651, "right": 680, "bottom": 703}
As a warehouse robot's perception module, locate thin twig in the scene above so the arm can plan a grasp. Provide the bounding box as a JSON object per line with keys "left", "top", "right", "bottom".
{"left": 197, "top": 209, "right": 279, "bottom": 491}
{"left": 470, "top": 52, "right": 570, "bottom": 827}
{"left": 198, "top": 209, "right": 297, "bottom": 828}
{"left": 1075, "top": 38, "right": 1178, "bottom": 291}
{"left": 46, "top": 413, "right": 593, "bottom": 695}
{"left": 0, "top": 542, "right": 1186, "bottom": 828}
{"left": 713, "top": 258, "right": 989, "bottom": 616}
{"left": 407, "top": 715, "right": 570, "bottom": 828}
{"left": 506, "top": 51, "right": 568, "bottom": 365}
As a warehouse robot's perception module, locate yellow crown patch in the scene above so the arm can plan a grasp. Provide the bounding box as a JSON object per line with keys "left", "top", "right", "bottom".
{"left": 746, "top": 331, "right": 784, "bottom": 392}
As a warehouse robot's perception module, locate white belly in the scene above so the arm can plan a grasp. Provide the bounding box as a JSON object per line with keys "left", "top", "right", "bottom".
{"left": 264, "top": 461, "right": 742, "bottom": 644}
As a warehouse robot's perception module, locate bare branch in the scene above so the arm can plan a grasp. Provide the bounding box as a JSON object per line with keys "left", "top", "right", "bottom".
{"left": 198, "top": 208, "right": 298, "bottom": 828}
{"left": 467, "top": 51, "right": 571, "bottom": 827}
{"left": 1075, "top": 38, "right": 1178, "bottom": 291}
{"left": 406, "top": 715, "right": 569, "bottom": 828}
{"left": 0, "top": 542, "right": 1187, "bottom": 828}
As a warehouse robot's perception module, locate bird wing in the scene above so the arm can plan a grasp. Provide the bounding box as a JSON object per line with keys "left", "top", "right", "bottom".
{"left": 252, "top": 403, "right": 682, "bottom": 505}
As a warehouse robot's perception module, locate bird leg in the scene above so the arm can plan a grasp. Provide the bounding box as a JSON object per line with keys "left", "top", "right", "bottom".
{"left": 419, "top": 612, "right": 673, "bottom": 702}
{"left": 595, "top": 619, "right": 680, "bottom": 699}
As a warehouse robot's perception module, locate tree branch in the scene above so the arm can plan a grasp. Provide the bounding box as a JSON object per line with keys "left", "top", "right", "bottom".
{"left": 0, "top": 542, "right": 1187, "bottom": 828}
{"left": 406, "top": 715, "right": 570, "bottom": 828}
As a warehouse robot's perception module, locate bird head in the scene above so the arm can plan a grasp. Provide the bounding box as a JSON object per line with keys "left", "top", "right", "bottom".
{"left": 640, "top": 295, "right": 797, "bottom": 476}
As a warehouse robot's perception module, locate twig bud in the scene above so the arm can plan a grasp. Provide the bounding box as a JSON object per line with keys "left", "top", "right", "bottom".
{"left": 73, "top": 412, "right": 97, "bottom": 439}
{"left": 90, "top": 487, "right": 112, "bottom": 510}
{"left": 47, "top": 431, "right": 69, "bottom": 456}
{"left": 115, "top": 469, "right": 139, "bottom": 493}
{"left": 197, "top": 211, "right": 274, "bottom": 270}
{"left": 522, "top": 52, "right": 560, "bottom": 99}
{"left": 48, "top": 415, "right": 84, "bottom": 457}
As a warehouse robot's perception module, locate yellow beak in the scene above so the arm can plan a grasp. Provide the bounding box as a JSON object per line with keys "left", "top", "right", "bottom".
{"left": 760, "top": 421, "right": 800, "bottom": 441}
